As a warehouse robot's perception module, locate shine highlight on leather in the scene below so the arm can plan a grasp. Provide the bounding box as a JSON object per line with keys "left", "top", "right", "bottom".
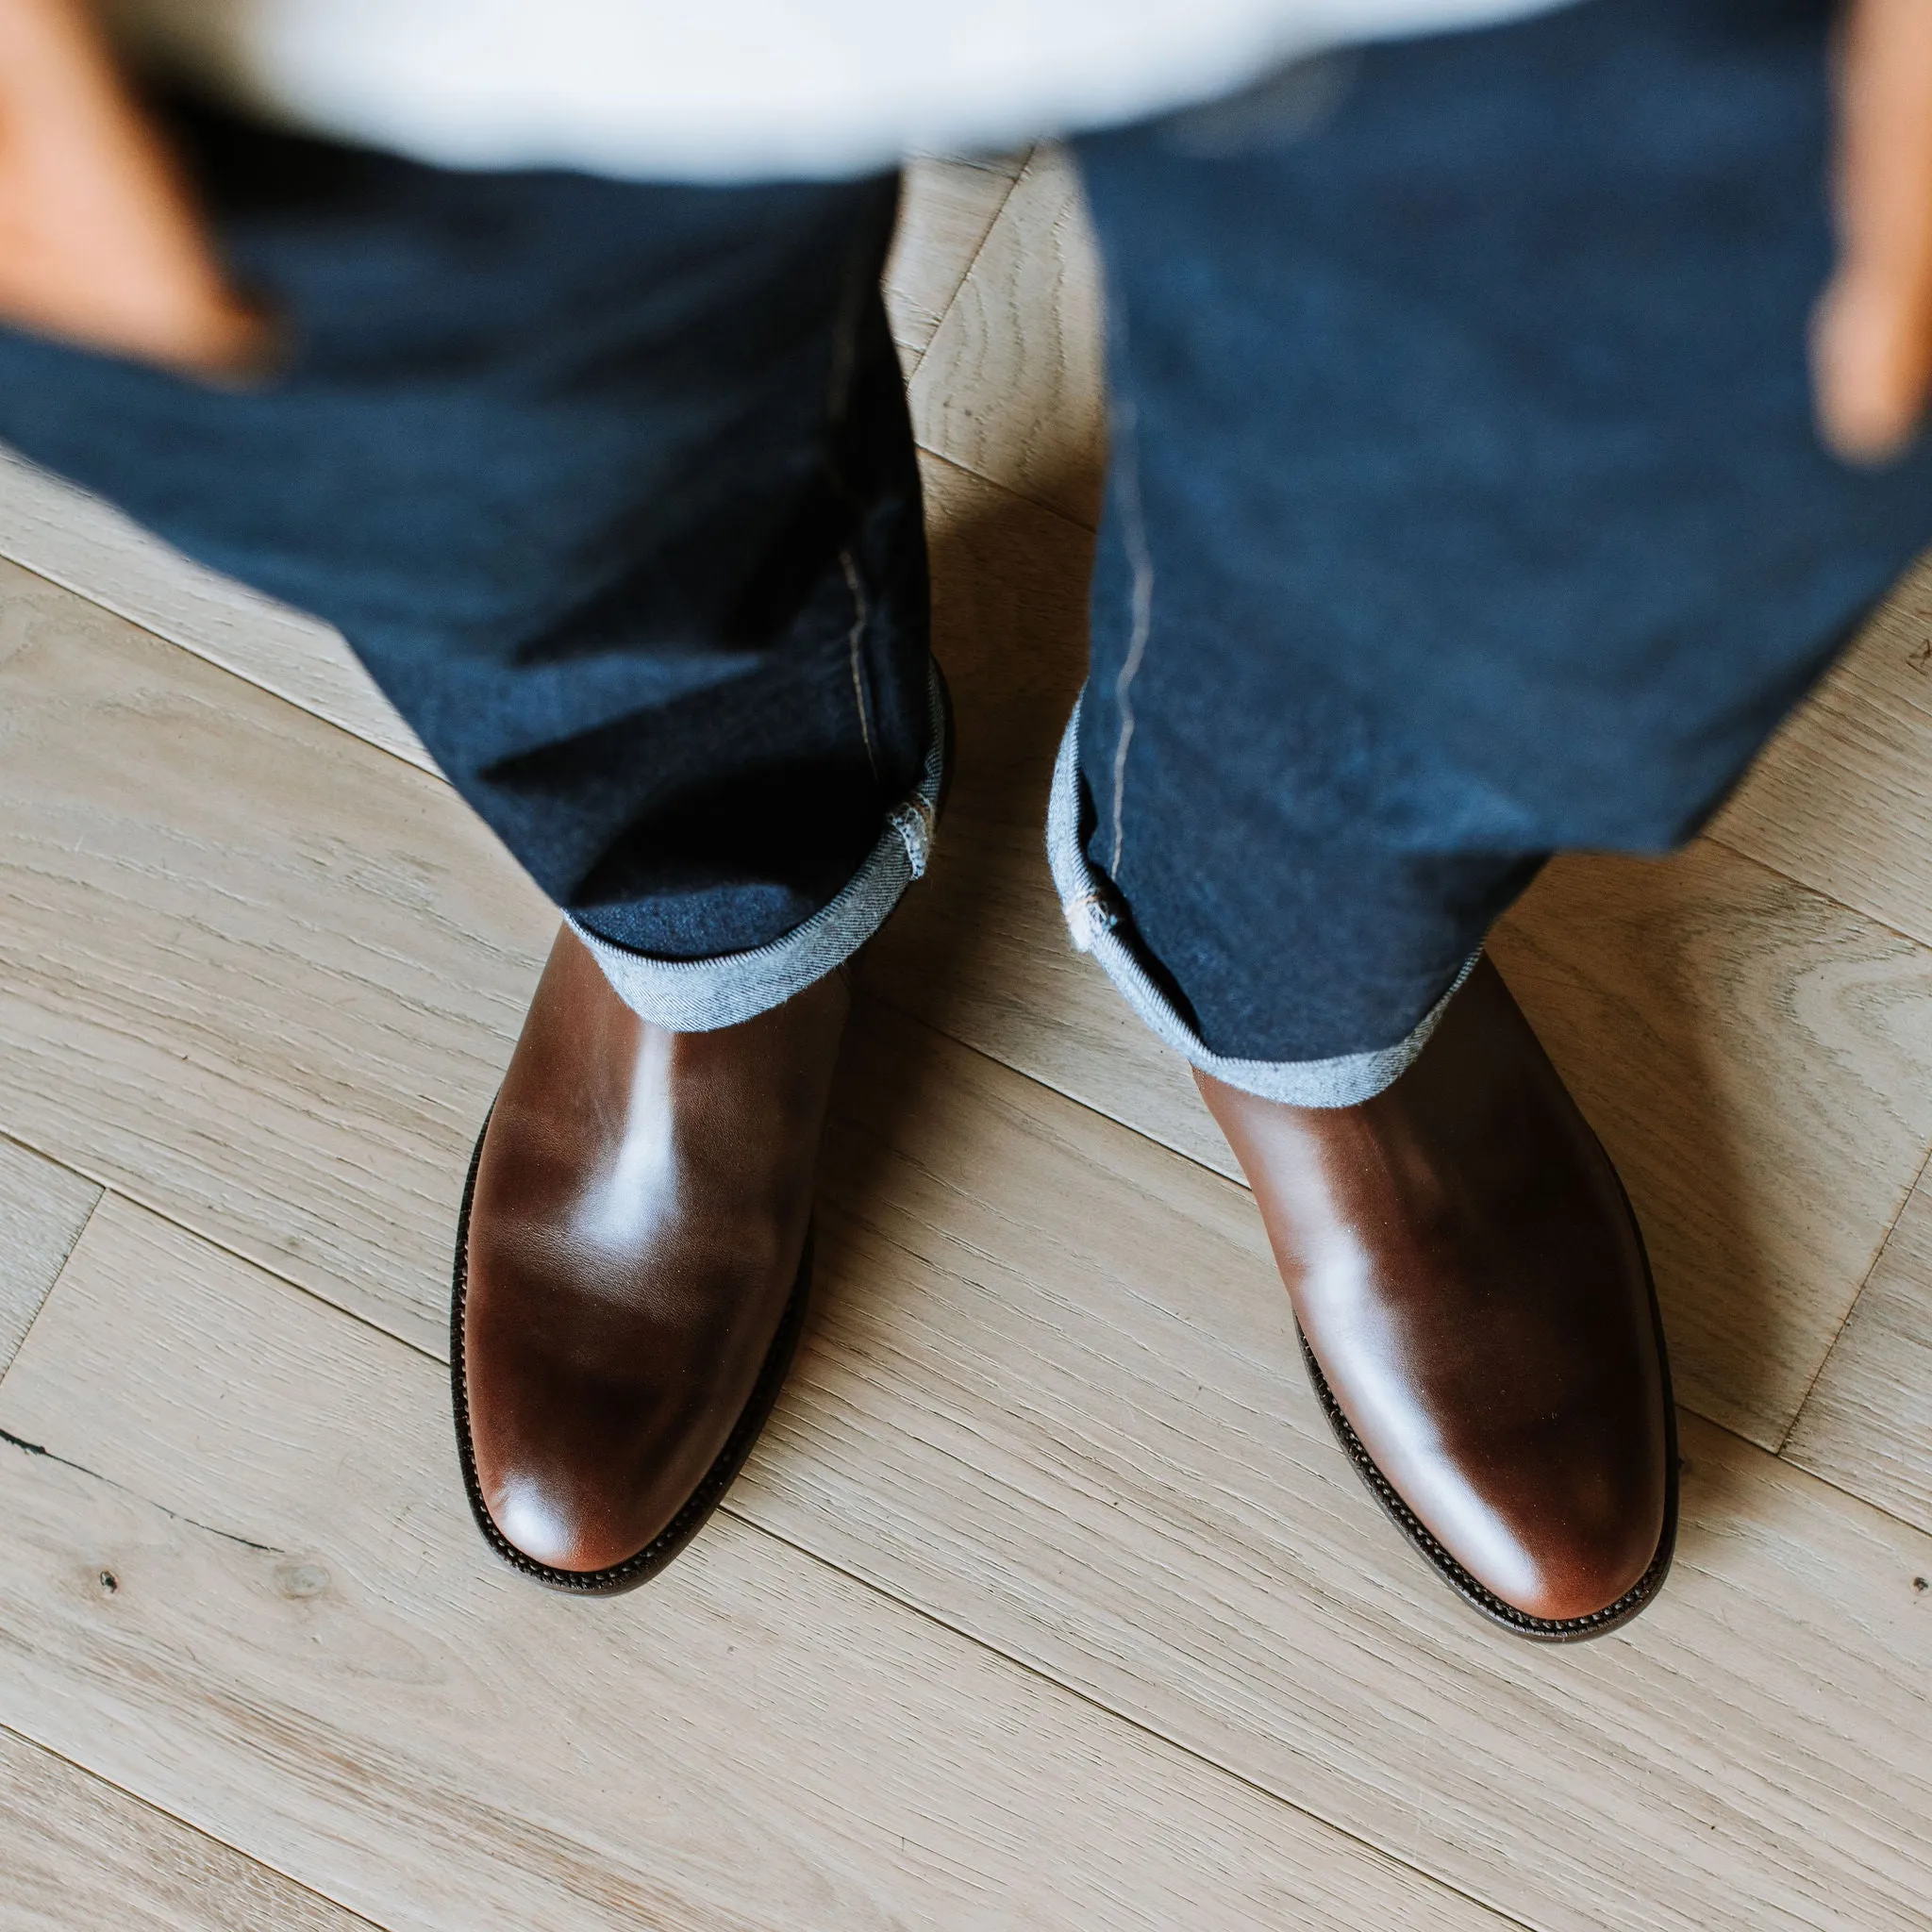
{"left": 452, "top": 926, "right": 848, "bottom": 1592}
{"left": 1198, "top": 957, "right": 1676, "bottom": 1639}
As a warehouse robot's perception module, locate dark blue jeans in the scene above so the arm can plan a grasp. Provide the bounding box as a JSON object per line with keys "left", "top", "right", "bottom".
{"left": 3, "top": 0, "right": 1928, "bottom": 1097}
{"left": 1053, "top": 0, "right": 1932, "bottom": 1102}
{"left": 0, "top": 105, "right": 933, "bottom": 986}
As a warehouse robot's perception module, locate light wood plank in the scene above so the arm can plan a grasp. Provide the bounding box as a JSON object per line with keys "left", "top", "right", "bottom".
{"left": 885, "top": 158, "right": 1022, "bottom": 366}
{"left": 0, "top": 557, "right": 555, "bottom": 1356}
{"left": 762, "top": 1007, "right": 1932, "bottom": 1932}
{"left": 1710, "top": 548, "right": 1932, "bottom": 948}
{"left": 1489, "top": 843, "right": 1932, "bottom": 1448}
{"left": 0, "top": 1724, "right": 373, "bottom": 1932}
{"left": 909, "top": 146, "right": 1108, "bottom": 528}
{"left": 0, "top": 1194, "right": 1505, "bottom": 1932}
{"left": 0, "top": 444, "right": 431, "bottom": 772}
{"left": 8, "top": 975, "right": 1931, "bottom": 1932}
{"left": 1786, "top": 1169, "right": 1932, "bottom": 1535}
{"left": 0, "top": 1136, "right": 99, "bottom": 1376}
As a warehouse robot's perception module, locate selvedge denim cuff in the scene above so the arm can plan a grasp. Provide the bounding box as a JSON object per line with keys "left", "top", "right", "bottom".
{"left": 572, "top": 659, "right": 947, "bottom": 1031}
{"left": 1045, "top": 701, "right": 1476, "bottom": 1108}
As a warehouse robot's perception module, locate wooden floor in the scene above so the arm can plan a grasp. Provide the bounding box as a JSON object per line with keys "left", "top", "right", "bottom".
{"left": 4, "top": 150, "right": 1932, "bottom": 1932}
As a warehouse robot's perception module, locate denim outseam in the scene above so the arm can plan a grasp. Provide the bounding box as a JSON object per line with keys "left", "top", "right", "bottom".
{"left": 572, "top": 658, "right": 947, "bottom": 1031}
{"left": 1053, "top": 0, "right": 1932, "bottom": 1065}
{"left": 1047, "top": 701, "right": 1476, "bottom": 1107}
{"left": 1107, "top": 391, "right": 1156, "bottom": 880}
{"left": 840, "top": 545, "right": 882, "bottom": 784}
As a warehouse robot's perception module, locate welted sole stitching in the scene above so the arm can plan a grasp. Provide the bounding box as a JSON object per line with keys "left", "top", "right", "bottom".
{"left": 1294, "top": 1297, "right": 1679, "bottom": 1643}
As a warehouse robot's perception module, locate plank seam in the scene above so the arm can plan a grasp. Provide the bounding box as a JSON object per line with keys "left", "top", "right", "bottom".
{"left": 1776, "top": 1134, "right": 1932, "bottom": 1459}
{"left": 0, "top": 1134, "right": 103, "bottom": 1390}
{"left": 16, "top": 1149, "right": 1932, "bottom": 1924}
{"left": 906, "top": 153, "right": 1026, "bottom": 375}
{"left": 0, "top": 1718, "right": 391, "bottom": 1931}
{"left": 0, "top": 547, "right": 439, "bottom": 782}
{"left": 1704, "top": 822, "right": 1932, "bottom": 956}
{"left": 735, "top": 1511, "right": 1538, "bottom": 1932}
{"left": 910, "top": 149, "right": 1107, "bottom": 534}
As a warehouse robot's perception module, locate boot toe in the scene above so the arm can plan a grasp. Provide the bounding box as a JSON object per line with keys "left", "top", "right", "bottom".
{"left": 1444, "top": 1474, "right": 1670, "bottom": 1626}
{"left": 489, "top": 1470, "right": 621, "bottom": 1574}
{"left": 458, "top": 1307, "right": 763, "bottom": 1585}
{"left": 479, "top": 1459, "right": 683, "bottom": 1578}
{"left": 1384, "top": 1407, "right": 1674, "bottom": 1631}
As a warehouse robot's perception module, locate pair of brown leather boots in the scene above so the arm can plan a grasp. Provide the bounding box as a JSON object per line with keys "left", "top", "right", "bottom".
{"left": 454, "top": 925, "right": 1674, "bottom": 1640}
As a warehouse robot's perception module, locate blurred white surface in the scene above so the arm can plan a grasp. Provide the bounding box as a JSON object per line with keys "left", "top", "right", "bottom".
{"left": 96, "top": 0, "right": 1566, "bottom": 178}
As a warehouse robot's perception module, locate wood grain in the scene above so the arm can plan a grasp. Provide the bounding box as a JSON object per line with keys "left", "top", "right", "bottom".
{"left": 8, "top": 532, "right": 1921, "bottom": 1924}
{"left": 0, "top": 558, "right": 555, "bottom": 1356}
{"left": 0, "top": 1135, "right": 99, "bottom": 1377}
{"left": 747, "top": 1006, "right": 1932, "bottom": 1932}
{"left": 1490, "top": 842, "right": 1932, "bottom": 1448}
{"left": 884, "top": 157, "right": 1023, "bottom": 367}
{"left": 1711, "top": 548, "right": 1932, "bottom": 949}
{"left": 909, "top": 146, "right": 1108, "bottom": 528}
{"left": 1, "top": 1724, "right": 373, "bottom": 1932}
{"left": 0, "top": 1193, "right": 1505, "bottom": 1932}
{"left": 1786, "top": 1169, "right": 1932, "bottom": 1535}
{"left": 0, "top": 445, "right": 430, "bottom": 773}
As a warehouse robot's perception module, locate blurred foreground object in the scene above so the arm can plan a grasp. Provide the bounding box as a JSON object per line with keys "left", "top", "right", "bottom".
{"left": 1815, "top": 0, "right": 1932, "bottom": 461}
{"left": 92, "top": 0, "right": 1561, "bottom": 179}
{"left": 0, "top": 0, "right": 266, "bottom": 375}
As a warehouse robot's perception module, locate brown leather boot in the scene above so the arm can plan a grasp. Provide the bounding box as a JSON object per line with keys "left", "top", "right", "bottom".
{"left": 452, "top": 925, "right": 848, "bottom": 1592}
{"left": 1197, "top": 957, "right": 1675, "bottom": 1641}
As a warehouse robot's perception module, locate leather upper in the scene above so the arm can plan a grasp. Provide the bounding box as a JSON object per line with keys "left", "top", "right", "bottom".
{"left": 459, "top": 926, "right": 847, "bottom": 1577}
{"left": 1199, "top": 958, "right": 1671, "bottom": 1626}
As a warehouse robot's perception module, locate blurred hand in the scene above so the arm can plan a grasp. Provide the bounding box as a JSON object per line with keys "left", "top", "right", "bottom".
{"left": 0, "top": 0, "right": 269, "bottom": 375}
{"left": 1815, "top": 0, "right": 1932, "bottom": 462}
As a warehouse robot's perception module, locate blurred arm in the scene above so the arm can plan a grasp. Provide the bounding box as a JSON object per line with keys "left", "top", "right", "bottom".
{"left": 0, "top": 0, "right": 266, "bottom": 374}
{"left": 1814, "top": 0, "right": 1932, "bottom": 462}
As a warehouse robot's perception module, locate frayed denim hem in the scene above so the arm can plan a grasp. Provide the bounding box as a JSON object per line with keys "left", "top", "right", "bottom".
{"left": 1044, "top": 700, "right": 1475, "bottom": 1108}
{"left": 573, "top": 659, "right": 947, "bottom": 1031}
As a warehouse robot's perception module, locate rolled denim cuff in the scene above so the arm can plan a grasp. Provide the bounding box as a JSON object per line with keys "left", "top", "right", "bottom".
{"left": 1045, "top": 701, "right": 1476, "bottom": 1108}
{"left": 573, "top": 660, "right": 947, "bottom": 1031}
